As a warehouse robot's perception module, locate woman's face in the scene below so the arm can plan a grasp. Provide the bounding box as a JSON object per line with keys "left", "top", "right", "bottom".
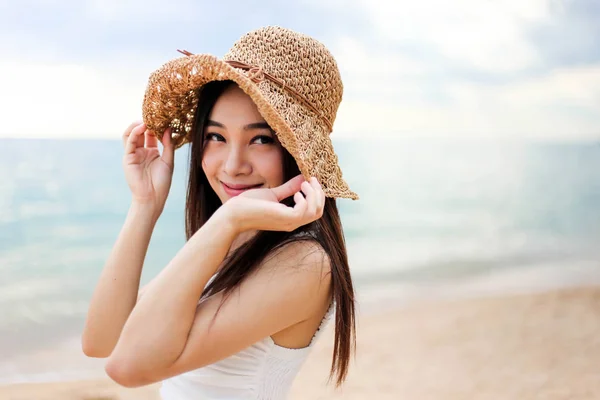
{"left": 202, "top": 84, "right": 285, "bottom": 203}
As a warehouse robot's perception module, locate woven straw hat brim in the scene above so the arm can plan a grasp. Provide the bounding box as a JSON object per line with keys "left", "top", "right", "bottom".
{"left": 142, "top": 53, "right": 358, "bottom": 200}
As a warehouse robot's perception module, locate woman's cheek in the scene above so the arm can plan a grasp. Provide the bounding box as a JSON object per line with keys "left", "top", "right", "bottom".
{"left": 201, "top": 151, "right": 219, "bottom": 176}
{"left": 262, "top": 150, "right": 285, "bottom": 186}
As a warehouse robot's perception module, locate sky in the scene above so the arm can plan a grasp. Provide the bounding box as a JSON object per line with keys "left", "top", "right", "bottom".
{"left": 0, "top": 0, "right": 598, "bottom": 141}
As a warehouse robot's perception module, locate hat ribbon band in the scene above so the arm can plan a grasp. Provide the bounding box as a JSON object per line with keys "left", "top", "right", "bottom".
{"left": 176, "top": 49, "right": 333, "bottom": 133}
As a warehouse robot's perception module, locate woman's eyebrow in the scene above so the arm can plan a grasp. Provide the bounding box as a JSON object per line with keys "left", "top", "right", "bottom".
{"left": 243, "top": 122, "right": 272, "bottom": 131}
{"left": 206, "top": 120, "right": 272, "bottom": 131}
{"left": 206, "top": 120, "right": 225, "bottom": 128}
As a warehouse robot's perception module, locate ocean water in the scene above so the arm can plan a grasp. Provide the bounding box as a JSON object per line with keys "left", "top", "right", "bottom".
{"left": 1, "top": 137, "right": 600, "bottom": 382}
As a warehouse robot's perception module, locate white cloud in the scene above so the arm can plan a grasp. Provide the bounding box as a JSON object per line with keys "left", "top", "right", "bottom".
{"left": 448, "top": 64, "right": 600, "bottom": 110}
{"left": 0, "top": 60, "right": 148, "bottom": 138}
{"left": 2, "top": 52, "right": 597, "bottom": 142}
{"left": 333, "top": 35, "right": 432, "bottom": 103}
{"left": 355, "top": 0, "right": 552, "bottom": 73}
{"left": 84, "top": 0, "right": 200, "bottom": 22}
{"left": 334, "top": 62, "right": 600, "bottom": 140}
{"left": 334, "top": 35, "right": 429, "bottom": 79}
{"left": 323, "top": 0, "right": 600, "bottom": 141}
{"left": 1, "top": 0, "right": 597, "bottom": 141}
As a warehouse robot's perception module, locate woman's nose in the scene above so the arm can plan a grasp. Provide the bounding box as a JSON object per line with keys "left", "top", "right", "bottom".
{"left": 224, "top": 147, "right": 252, "bottom": 176}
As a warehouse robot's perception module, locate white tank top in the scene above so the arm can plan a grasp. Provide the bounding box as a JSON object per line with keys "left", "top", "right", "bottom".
{"left": 159, "top": 301, "right": 335, "bottom": 400}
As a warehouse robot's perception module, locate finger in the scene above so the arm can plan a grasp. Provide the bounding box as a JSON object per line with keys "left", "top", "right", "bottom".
{"left": 124, "top": 123, "right": 146, "bottom": 155}
{"left": 293, "top": 191, "right": 307, "bottom": 218}
{"left": 310, "top": 177, "right": 325, "bottom": 215}
{"left": 301, "top": 181, "right": 317, "bottom": 217}
{"left": 271, "top": 174, "right": 305, "bottom": 201}
{"left": 145, "top": 129, "right": 158, "bottom": 149}
{"left": 161, "top": 128, "right": 174, "bottom": 168}
{"left": 122, "top": 120, "right": 143, "bottom": 148}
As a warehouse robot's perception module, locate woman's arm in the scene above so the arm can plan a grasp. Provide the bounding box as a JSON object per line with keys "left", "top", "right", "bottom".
{"left": 105, "top": 219, "right": 330, "bottom": 388}
{"left": 104, "top": 205, "right": 237, "bottom": 383}
{"left": 105, "top": 176, "right": 329, "bottom": 388}
{"left": 81, "top": 203, "right": 159, "bottom": 358}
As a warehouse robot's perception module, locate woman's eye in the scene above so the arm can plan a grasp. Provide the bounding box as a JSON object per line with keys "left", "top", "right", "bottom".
{"left": 252, "top": 135, "right": 274, "bottom": 145}
{"left": 204, "top": 133, "right": 225, "bottom": 142}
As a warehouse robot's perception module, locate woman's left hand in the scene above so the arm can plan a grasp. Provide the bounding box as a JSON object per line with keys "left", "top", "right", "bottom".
{"left": 221, "top": 175, "right": 325, "bottom": 233}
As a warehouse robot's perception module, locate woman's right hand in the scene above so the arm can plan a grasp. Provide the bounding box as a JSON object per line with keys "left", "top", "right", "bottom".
{"left": 122, "top": 121, "right": 175, "bottom": 218}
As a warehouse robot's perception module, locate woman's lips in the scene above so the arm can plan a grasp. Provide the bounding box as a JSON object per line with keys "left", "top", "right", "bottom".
{"left": 221, "top": 182, "right": 262, "bottom": 197}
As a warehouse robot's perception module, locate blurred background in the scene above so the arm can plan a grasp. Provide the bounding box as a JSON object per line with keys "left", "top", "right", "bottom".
{"left": 1, "top": 0, "right": 599, "bottom": 392}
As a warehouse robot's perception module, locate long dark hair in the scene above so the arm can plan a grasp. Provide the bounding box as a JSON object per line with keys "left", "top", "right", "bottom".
{"left": 184, "top": 80, "right": 356, "bottom": 386}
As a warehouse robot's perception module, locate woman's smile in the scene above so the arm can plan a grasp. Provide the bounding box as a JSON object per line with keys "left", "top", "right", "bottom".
{"left": 221, "top": 181, "right": 263, "bottom": 197}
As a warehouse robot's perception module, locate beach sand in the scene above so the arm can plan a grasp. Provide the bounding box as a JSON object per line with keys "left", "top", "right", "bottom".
{"left": 1, "top": 285, "right": 600, "bottom": 399}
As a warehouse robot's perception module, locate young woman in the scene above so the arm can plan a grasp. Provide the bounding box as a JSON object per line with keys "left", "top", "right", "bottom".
{"left": 82, "top": 26, "right": 359, "bottom": 399}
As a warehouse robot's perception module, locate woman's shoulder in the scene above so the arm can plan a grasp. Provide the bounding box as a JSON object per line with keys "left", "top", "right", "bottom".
{"left": 267, "top": 232, "right": 330, "bottom": 275}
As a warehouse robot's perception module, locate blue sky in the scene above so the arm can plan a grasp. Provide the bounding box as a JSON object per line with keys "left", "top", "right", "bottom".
{"left": 0, "top": 0, "right": 598, "bottom": 140}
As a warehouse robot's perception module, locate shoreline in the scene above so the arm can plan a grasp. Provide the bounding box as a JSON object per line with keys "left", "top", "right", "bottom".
{"left": 1, "top": 261, "right": 600, "bottom": 398}
{"left": 4, "top": 259, "right": 599, "bottom": 386}
{"left": 1, "top": 284, "right": 600, "bottom": 398}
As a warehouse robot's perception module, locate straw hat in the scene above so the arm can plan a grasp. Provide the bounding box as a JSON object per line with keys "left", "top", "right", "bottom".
{"left": 141, "top": 26, "right": 358, "bottom": 200}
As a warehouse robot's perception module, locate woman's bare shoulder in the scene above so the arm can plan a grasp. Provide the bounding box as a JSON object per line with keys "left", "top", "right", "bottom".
{"left": 265, "top": 235, "right": 331, "bottom": 277}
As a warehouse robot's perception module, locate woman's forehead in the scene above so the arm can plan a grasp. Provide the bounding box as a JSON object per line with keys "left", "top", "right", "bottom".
{"left": 208, "top": 86, "right": 268, "bottom": 128}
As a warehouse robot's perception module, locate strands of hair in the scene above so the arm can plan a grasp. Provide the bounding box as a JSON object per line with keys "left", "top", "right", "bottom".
{"left": 184, "top": 80, "right": 356, "bottom": 386}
